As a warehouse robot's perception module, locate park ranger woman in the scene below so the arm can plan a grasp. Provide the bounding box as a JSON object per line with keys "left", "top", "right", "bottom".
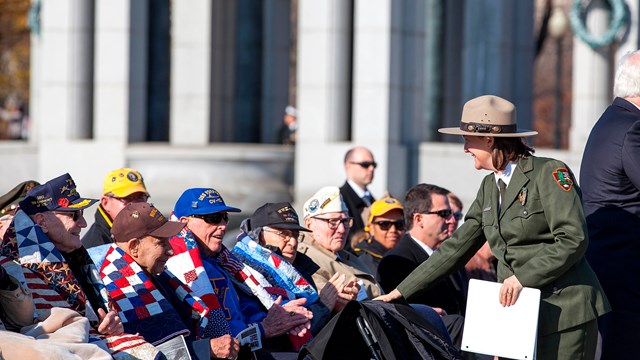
{"left": 377, "top": 95, "right": 609, "bottom": 359}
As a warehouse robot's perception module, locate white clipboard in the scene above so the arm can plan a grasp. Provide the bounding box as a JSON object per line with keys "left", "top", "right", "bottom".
{"left": 461, "top": 279, "right": 541, "bottom": 360}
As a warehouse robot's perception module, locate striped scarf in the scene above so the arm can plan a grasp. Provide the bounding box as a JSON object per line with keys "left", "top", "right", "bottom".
{"left": 166, "top": 223, "right": 312, "bottom": 350}
{"left": 100, "top": 244, "right": 230, "bottom": 345}
{"left": 232, "top": 234, "right": 318, "bottom": 304}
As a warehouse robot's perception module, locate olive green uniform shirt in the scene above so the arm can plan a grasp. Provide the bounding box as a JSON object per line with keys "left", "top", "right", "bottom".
{"left": 398, "top": 156, "right": 610, "bottom": 337}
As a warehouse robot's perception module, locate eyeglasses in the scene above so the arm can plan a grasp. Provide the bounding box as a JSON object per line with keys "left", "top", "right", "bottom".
{"left": 110, "top": 193, "right": 149, "bottom": 205}
{"left": 54, "top": 210, "right": 83, "bottom": 222}
{"left": 453, "top": 211, "right": 463, "bottom": 221}
{"left": 421, "top": 209, "right": 453, "bottom": 219}
{"left": 372, "top": 220, "right": 405, "bottom": 231}
{"left": 313, "top": 216, "right": 353, "bottom": 230}
{"left": 263, "top": 228, "right": 303, "bottom": 241}
{"left": 191, "top": 212, "right": 229, "bottom": 225}
{"left": 349, "top": 161, "right": 377, "bottom": 169}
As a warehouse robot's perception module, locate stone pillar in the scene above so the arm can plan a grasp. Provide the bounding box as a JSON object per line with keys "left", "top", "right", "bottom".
{"left": 295, "top": 0, "right": 354, "bottom": 202}
{"left": 570, "top": 0, "right": 612, "bottom": 153}
{"left": 36, "top": 0, "right": 94, "bottom": 142}
{"left": 615, "top": 0, "right": 639, "bottom": 66}
{"left": 93, "top": 0, "right": 147, "bottom": 143}
{"left": 297, "top": 0, "right": 352, "bottom": 143}
{"left": 350, "top": 0, "right": 413, "bottom": 196}
{"left": 170, "top": 0, "right": 212, "bottom": 145}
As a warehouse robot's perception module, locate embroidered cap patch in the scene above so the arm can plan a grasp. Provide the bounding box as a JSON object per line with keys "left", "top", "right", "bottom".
{"left": 553, "top": 168, "right": 573, "bottom": 191}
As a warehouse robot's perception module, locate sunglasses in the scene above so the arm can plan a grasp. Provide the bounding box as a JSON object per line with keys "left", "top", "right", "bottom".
{"left": 54, "top": 210, "right": 83, "bottom": 222}
{"left": 191, "top": 212, "right": 229, "bottom": 225}
{"left": 453, "top": 211, "right": 463, "bottom": 221}
{"left": 110, "top": 194, "right": 149, "bottom": 205}
{"left": 422, "top": 209, "right": 453, "bottom": 219}
{"left": 349, "top": 161, "right": 377, "bottom": 169}
{"left": 373, "top": 220, "right": 405, "bottom": 231}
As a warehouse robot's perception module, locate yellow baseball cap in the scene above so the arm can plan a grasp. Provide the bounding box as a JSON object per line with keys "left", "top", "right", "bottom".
{"left": 366, "top": 197, "right": 403, "bottom": 230}
{"left": 103, "top": 168, "right": 149, "bottom": 198}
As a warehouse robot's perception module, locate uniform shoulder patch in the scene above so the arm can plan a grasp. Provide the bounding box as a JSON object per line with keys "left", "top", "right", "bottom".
{"left": 552, "top": 168, "right": 573, "bottom": 191}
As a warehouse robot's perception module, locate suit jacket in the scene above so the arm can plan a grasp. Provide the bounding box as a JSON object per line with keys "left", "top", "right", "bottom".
{"left": 297, "top": 234, "right": 382, "bottom": 299}
{"left": 340, "top": 181, "right": 373, "bottom": 252}
{"left": 378, "top": 234, "right": 468, "bottom": 316}
{"left": 397, "top": 156, "right": 610, "bottom": 337}
{"left": 581, "top": 97, "right": 640, "bottom": 307}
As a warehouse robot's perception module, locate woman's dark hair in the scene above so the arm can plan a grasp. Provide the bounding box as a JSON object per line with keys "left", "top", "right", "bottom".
{"left": 491, "top": 137, "right": 535, "bottom": 171}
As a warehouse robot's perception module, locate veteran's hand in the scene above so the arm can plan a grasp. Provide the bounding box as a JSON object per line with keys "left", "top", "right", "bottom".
{"left": 318, "top": 273, "right": 345, "bottom": 313}
{"left": 262, "top": 296, "right": 312, "bottom": 338}
{"left": 210, "top": 335, "right": 240, "bottom": 360}
{"left": 500, "top": 275, "right": 523, "bottom": 307}
{"left": 97, "top": 308, "right": 124, "bottom": 335}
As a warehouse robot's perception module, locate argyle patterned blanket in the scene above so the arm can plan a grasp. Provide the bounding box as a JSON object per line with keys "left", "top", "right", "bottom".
{"left": 100, "top": 244, "right": 231, "bottom": 346}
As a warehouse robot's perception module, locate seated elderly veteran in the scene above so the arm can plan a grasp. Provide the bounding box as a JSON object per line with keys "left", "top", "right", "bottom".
{"left": 165, "top": 188, "right": 313, "bottom": 352}
{"left": 297, "top": 186, "right": 382, "bottom": 300}
{"left": 101, "top": 202, "right": 239, "bottom": 360}
{"left": 0, "top": 173, "right": 159, "bottom": 358}
{"left": 352, "top": 197, "right": 405, "bottom": 275}
{"left": 232, "top": 202, "right": 357, "bottom": 331}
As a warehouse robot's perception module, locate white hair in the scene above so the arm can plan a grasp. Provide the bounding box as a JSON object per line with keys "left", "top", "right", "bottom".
{"left": 613, "top": 50, "right": 640, "bottom": 98}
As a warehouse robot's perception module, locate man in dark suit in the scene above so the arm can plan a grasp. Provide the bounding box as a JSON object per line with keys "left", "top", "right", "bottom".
{"left": 378, "top": 183, "right": 467, "bottom": 316}
{"left": 580, "top": 49, "right": 640, "bottom": 359}
{"left": 339, "top": 146, "right": 377, "bottom": 252}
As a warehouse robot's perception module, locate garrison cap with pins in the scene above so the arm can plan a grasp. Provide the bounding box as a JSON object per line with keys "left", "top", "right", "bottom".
{"left": 438, "top": 95, "right": 538, "bottom": 137}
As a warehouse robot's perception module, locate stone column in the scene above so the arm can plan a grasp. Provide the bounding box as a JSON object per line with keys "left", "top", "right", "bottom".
{"left": 170, "top": 0, "right": 212, "bottom": 145}
{"left": 93, "top": 0, "right": 147, "bottom": 143}
{"left": 36, "top": 0, "right": 94, "bottom": 142}
{"left": 615, "top": 0, "right": 639, "bottom": 66}
{"left": 570, "top": 0, "right": 612, "bottom": 153}
{"left": 295, "top": 0, "right": 354, "bottom": 202}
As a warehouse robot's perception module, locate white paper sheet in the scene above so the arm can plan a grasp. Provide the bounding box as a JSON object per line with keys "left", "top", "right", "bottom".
{"left": 461, "top": 279, "right": 541, "bottom": 360}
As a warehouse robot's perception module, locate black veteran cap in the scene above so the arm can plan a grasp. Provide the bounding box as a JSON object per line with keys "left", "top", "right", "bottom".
{"left": 19, "top": 173, "right": 98, "bottom": 215}
{"left": 250, "top": 202, "right": 310, "bottom": 232}
{"left": 0, "top": 180, "right": 40, "bottom": 215}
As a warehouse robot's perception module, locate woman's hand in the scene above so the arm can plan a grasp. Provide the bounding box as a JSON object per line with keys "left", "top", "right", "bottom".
{"left": 500, "top": 275, "right": 523, "bottom": 307}
{"left": 373, "top": 289, "right": 402, "bottom": 302}
{"left": 97, "top": 308, "right": 124, "bottom": 335}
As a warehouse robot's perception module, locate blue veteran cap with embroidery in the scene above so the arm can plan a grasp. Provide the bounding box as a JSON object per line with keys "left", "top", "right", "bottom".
{"left": 173, "top": 188, "right": 241, "bottom": 218}
{"left": 19, "top": 173, "right": 98, "bottom": 215}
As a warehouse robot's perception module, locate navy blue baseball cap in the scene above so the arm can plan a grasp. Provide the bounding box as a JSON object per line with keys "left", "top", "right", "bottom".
{"left": 19, "top": 173, "right": 98, "bottom": 215}
{"left": 173, "top": 188, "right": 241, "bottom": 218}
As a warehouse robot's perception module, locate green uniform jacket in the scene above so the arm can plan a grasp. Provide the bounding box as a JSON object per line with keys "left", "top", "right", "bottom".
{"left": 398, "top": 156, "right": 610, "bottom": 336}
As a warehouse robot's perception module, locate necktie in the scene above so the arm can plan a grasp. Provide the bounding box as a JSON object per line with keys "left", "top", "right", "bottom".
{"left": 498, "top": 179, "right": 507, "bottom": 209}
{"left": 362, "top": 192, "right": 373, "bottom": 206}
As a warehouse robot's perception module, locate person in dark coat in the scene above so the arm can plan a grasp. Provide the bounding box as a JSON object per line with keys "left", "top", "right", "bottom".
{"left": 377, "top": 184, "right": 467, "bottom": 317}
{"left": 339, "top": 146, "right": 377, "bottom": 252}
{"left": 580, "top": 49, "right": 640, "bottom": 359}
